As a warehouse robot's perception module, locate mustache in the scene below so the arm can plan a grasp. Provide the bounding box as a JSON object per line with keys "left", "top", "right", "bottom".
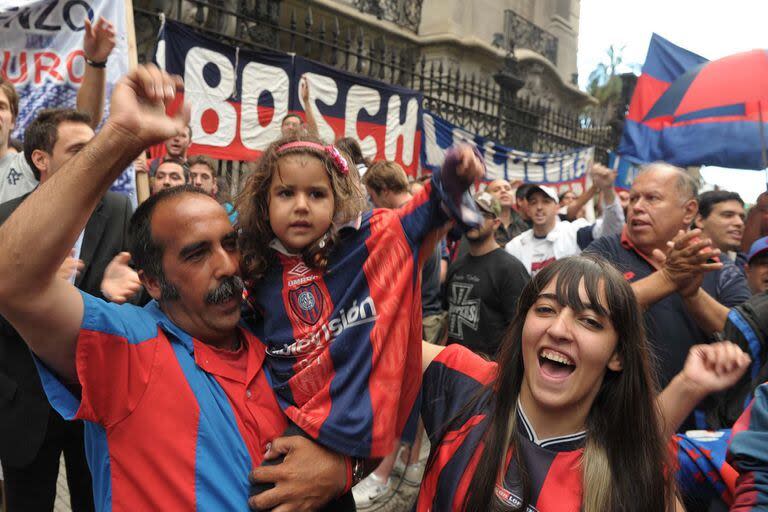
{"left": 205, "top": 276, "right": 244, "bottom": 305}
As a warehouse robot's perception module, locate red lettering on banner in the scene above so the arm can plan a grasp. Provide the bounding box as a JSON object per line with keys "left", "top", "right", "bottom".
{"left": 65, "top": 50, "right": 85, "bottom": 84}
{"left": 1, "top": 51, "right": 28, "bottom": 84}
{"left": 34, "top": 52, "right": 63, "bottom": 83}
{"left": 257, "top": 103, "right": 273, "bottom": 127}
{"left": 201, "top": 109, "right": 220, "bottom": 135}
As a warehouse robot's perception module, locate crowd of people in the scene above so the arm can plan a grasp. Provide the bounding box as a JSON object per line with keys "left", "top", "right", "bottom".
{"left": 1, "top": 19, "right": 768, "bottom": 512}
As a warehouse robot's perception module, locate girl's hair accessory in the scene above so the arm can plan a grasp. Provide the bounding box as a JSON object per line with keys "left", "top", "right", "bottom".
{"left": 276, "top": 141, "right": 350, "bottom": 176}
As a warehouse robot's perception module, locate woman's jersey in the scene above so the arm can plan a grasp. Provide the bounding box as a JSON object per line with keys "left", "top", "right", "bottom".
{"left": 248, "top": 168, "right": 480, "bottom": 458}
{"left": 418, "top": 344, "right": 739, "bottom": 512}
{"left": 417, "top": 345, "right": 584, "bottom": 511}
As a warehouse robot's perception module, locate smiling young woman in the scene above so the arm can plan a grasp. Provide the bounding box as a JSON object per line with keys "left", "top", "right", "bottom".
{"left": 417, "top": 255, "right": 676, "bottom": 512}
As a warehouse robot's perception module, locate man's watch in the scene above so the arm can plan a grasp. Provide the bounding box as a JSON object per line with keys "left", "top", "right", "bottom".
{"left": 351, "top": 457, "right": 365, "bottom": 486}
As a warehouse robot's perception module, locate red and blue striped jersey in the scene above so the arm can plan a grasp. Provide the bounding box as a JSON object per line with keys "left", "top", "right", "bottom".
{"left": 249, "top": 170, "right": 480, "bottom": 458}
{"left": 730, "top": 381, "right": 768, "bottom": 511}
{"left": 33, "top": 291, "right": 287, "bottom": 511}
{"left": 419, "top": 345, "right": 738, "bottom": 511}
{"left": 416, "top": 344, "right": 584, "bottom": 511}
{"left": 673, "top": 430, "right": 736, "bottom": 511}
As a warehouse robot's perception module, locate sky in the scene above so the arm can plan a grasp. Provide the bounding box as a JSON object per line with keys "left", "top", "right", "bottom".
{"left": 577, "top": 0, "right": 768, "bottom": 203}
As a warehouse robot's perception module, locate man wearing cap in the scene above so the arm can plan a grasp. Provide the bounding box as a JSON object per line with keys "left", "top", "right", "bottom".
{"left": 504, "top": 165, "right": 623, "bottom": 276}
{"left": 444, "top": 192, "right": 529, "bottom": 358}
{"left": 746, "top": 237, "right": 768, "bottom": 295}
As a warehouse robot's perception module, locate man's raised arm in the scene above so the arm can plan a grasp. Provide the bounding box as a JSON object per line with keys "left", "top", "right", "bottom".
{"left": 77, "top": 16, "right": 116, "bottom": 129}
{"left": 0, "top": 65, "right": 187, "bottom": 383}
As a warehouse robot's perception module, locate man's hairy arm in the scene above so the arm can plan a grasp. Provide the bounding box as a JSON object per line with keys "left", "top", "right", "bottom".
{"left": 0, "top": 66, "right": 186, "bottom": 383}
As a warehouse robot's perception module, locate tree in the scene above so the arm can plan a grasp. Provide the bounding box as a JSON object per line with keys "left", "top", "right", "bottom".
{"left": 582, "top": 45, "right": 635, "bottom": 128}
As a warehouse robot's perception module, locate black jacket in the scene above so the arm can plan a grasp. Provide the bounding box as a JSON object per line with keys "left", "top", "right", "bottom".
{"left": 708, "top": 292, "right": 768, "bottom": 429}
{"left": 0, "top": 190, "right": 132, "bottom": 466}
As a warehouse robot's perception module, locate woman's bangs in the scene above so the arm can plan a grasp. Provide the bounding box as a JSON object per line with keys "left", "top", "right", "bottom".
{"left": 548, "top": 258, "right": 610, "bottom": 318}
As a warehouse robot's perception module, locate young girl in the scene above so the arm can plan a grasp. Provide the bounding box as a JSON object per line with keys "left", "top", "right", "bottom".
{"left": 237, "top": 135, "right": 483, "bottom": 461}
{"left": 417, "top": 255, "right": 750, "bottom": 511}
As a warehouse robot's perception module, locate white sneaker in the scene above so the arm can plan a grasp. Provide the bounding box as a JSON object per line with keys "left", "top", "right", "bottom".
{"left": 402, "top": 461, "right": 425, "bottom": 486}
{"left": 352, "top": 473, "right": 394, "bottom": 509}
{"left": 392, "top": 454, "right": 407, "bottom": 477}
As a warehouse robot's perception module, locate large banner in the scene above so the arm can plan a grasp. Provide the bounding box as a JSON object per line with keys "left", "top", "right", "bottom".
{"left": 422, "top": 110, "right": 594, "bottom": 196}
{"left": 293, "top": 57, "right": 421, "bottom": 173}
{"left": 156, "top": 20, "right": 422, "bottom": 174}
{"left": 0, "top": 0, "right": 135, "bottom": 201}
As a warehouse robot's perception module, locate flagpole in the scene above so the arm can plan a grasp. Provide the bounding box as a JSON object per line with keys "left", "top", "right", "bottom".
{"left": 759, "top": 102, "right": 768, "bottom": 191}
{"left": 123, "top": 0, "right": 149, "bottom": 204}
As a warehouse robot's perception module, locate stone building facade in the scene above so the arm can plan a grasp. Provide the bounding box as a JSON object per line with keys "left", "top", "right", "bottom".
{"left": 302, "top": 0, "right": 594, "bottom": 110}
{"left": 135, "top": 0, "right": 595, "bottom": 111}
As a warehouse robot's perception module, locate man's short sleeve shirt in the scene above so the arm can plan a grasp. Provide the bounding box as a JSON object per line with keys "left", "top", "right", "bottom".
{"left": 0, "top": 152, "right": 37, "bottom": 204}
{"left": 33, "top": 291, "right": 287, "bottom": 511}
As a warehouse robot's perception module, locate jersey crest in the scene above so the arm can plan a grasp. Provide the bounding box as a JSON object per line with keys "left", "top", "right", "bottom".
{"left": 288, "top": 282, "right": 324, "bottom": 325}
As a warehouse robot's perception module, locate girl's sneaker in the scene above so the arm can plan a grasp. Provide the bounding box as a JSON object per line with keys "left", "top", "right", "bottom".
{"left": 352, "top": 473, "right": 394, "bottom": 509}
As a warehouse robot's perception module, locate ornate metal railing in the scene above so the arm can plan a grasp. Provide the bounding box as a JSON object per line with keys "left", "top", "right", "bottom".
{"left": 352, "top": 0, "right": 424, "bottom": 33}
{"left": 133, "top": 1, "right": 615, "bottom": 186}
{"left": 503, "top": 9, "right": 558, "bottom": 65}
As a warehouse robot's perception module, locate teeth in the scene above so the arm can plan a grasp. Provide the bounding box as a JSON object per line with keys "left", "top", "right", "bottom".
{"left": 540, "top": 349, "right": 574, "bottom": 366}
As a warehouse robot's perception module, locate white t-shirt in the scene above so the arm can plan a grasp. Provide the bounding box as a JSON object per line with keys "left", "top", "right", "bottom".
{"left": 0, "top": 151, "right": 37, "bottom": 205}
{"left": 529, "top": 235, "right": 555, "bottom": 276}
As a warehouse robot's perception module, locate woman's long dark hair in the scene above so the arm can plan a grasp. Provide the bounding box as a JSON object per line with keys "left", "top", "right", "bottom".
{"left": 461, "top": 255, "right": 675, "bottom": 511}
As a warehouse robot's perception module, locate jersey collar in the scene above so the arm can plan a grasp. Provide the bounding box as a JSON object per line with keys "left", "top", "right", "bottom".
{"left": 620, "top": 225, "right": 660, "bottom": 268}
{"left": 268, "top": 214, "right": 364, "bottom": 257}
{"left": 516, "top": 401, "right": 586, "bottom": 451}
{"left": 143, "top": 300, "right": 258, "bottom": 359}
{"left": 269, "top": 238, "right": 300, "bottom": 257}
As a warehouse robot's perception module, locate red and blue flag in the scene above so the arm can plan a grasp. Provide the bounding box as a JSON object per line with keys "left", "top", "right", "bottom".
{"left": 619, "top": 33, "right": 768, "bottom": 169}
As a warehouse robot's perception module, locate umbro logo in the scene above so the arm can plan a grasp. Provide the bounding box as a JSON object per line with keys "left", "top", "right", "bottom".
{"left": 289, "top": 262, "right": 312, "bottom": 277}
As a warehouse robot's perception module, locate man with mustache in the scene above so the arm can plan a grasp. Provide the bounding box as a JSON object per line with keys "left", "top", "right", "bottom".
{"left": 0, "top": 66, "right": 348, "bottom": 511}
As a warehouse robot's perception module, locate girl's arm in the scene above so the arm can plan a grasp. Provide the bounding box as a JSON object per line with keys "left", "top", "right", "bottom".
{"left": 397, "top": 145, "right": 484, "bottom": 245}
{"left": 422, "top": 341, "right": 446, "bottom": 373}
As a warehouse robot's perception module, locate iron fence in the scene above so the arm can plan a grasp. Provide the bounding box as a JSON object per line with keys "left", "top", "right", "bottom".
{"left": 133, "top": 0, "right": 615, "bottom": 189}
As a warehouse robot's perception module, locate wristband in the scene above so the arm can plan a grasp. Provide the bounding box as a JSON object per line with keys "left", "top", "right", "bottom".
{"left": 352, "top": 457, "right": 365, "bottom": 486}
{"left": 85, "top": 57, "right": 107, "bottom": 68}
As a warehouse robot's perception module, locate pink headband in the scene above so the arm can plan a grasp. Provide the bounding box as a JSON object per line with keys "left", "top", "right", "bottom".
{"left": 276, "top": 141, "right": 350, "bottom": 176}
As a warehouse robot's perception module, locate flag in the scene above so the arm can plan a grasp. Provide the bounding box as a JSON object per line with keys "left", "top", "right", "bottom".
{"left": 619, "top": 33, "right": 768, "bottom": 170}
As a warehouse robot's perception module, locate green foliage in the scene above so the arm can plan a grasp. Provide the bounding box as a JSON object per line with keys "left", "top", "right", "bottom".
{"left": 587, "top": 44, "right": 626, "bottom": 105}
